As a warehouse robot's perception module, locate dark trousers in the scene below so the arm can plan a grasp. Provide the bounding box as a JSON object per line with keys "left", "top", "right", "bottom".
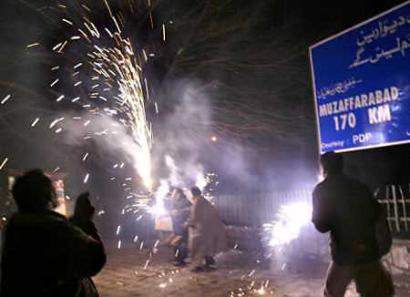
{"left": 174, "top": 231, "right": 188, "bottom": 263}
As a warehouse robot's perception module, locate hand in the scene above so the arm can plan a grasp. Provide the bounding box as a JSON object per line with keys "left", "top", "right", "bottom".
{"left": 74, "top": 192, "right": 95, "bottom": 219}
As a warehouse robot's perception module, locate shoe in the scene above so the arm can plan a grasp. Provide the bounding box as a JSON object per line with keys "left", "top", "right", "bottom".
{"left": 205, "top": 256, "right": 216, "bottom": 266}
{"left": 173, "top": 261, "right": 186, "bottom": 267}
{"left": 204, "top": 265, "right": 216, "bottom": 272}
{"left": 191, "top": 266, "right": 205, "bottom": 273}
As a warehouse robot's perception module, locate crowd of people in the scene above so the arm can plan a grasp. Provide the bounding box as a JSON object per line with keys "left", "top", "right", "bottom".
{"left": 0, "top": 152, "right": 396, "bottom": 297}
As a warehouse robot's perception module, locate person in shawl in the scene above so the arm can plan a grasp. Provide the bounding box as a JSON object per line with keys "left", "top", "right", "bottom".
{"left": 187, "top": 187, "right": 227, "bottom": 272}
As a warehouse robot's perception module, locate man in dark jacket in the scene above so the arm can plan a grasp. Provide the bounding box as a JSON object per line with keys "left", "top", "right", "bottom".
{"left": 312, "top": 153, "right": 393, "bottom": 297}
{"left": 1, "top": 170, "right": 106, "bottom": 297}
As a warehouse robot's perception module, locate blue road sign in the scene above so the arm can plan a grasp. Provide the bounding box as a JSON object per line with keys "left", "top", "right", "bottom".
{"left": 309, "top": 1, "right": 410, "bottom": 153}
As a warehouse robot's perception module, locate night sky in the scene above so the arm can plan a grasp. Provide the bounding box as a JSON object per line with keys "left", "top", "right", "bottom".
{"left": 0, "top": 0, "right": 409, "bottom": 201}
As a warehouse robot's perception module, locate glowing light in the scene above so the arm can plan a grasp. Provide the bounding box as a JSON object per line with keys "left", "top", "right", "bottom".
{"left": 0, "top": 158, "right": 9, "bottom": 170}
{"left": 83, "top": 173, "right": 90, "bottom": 184}
{"left": 49, "top": 117, "right": 64, "bottom": 129}
{"left": 26, "top": 42, "right": 40, "bottom": 48}
{"left": 264, "top": 201, "right": 312, "bottom": 247}
{"left": 211, "top": 135, "right": 217, "bottom": 142}
{"left": 31, "top": 118, "right": 40, "bottom": 127}
{"left": 255, "top": 286, "right": 266, "bottom": 295}
{"left": 1, "top": 94, "right": 11, "bottom": 105}
{"left": 195, "top": 172, "right": 207, "bottom": 190}
{"left": 82, "top": 152, "right": 89, "bottom": 162}
{"left": 162, "top": 24, "right": 166, "bottom": 41}
{"left": 47, "top": 0, "right": 154, "bottom": 192}
{"left": 147, "top": 180, "right": 169, "bottom": 217}
{"left": 50, "top": 79, "right": 59, "bottom": 87}
{"left": 56, "top": 95, "right": 65, "bottom": 102}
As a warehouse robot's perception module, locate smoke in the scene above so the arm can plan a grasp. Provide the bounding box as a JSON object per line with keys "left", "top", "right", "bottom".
{"left": 52, "top": 112, "right": 147, "bottom": 173}
{"left": 152, "top": 80, "right": 213, "bottom": 188}
{"left": 152, "top": 79, "right": 256, "bottom": 191}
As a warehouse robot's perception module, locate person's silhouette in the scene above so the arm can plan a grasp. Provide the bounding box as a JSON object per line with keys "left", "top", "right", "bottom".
{"left": 1, "top": 170, "right": 106, "bottom": 297}
{"left": 312, "top": 153, "right": 393, "bottom": 297}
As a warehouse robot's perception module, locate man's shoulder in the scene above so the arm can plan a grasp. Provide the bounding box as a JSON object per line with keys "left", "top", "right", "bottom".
{"left": 313, "top": 179, "right": 328, "bottom": 194}
{"left": 8, "top": 211, "right": 65, "bottom": 226}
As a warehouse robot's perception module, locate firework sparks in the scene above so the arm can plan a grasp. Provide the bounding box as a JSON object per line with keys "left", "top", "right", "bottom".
{"left": 1, "top": 94, "right": 11, "bottom": 105}
{"left": 83, "top": 173, "right": 90, "bottom": 184}
{"left": 26, "top": 42, "right": 40, "bottom": 48}
{"left": 50, "top": 79, "right": 59, "bottom": 87}
{"left": 56, "top": 95, "right": 64, "bottom": 102}
{"left": 49, "top": 117, "right": 64, "bottom": 129}
{"left": 0, "top": 157, "right": 8, "bottom": 170}
{"left": 263, "top": 201, "right": 312, "bottom": 247}
{"left": 88, "top": 11, "right": 152, "bottom": 188}
{"left": 31, "top": 118, "right": 40, "bottom": 127}
{"left": 162, "top": 24, "right": 166, "bottom": 41}
{"left": 82, "top": 152, "right": 89, "bottom": 162}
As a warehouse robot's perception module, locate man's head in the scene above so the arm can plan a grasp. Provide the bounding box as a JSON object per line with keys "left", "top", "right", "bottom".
{"left": 190, "top": 186, "right": 202, "bottom": 198}
{"left": 12, "top": 169, "right": 58, "bottom": 213}
{"left": 171, "top": 187, "right": 185, "bottom": 200}
{"left": 320, "top": 152, "right": 344, "bottom": 176}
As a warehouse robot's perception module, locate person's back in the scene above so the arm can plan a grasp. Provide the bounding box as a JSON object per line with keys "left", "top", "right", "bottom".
{"left": 1, "top": 170, "right": 106, "bottom": 297}
{"left": 193, "top": 196, "right": 222, "bottom": 232}
{"left": 312, "top": 153, "right": 393, "bottom": 297}
{"left": 313, "top": 173, "right": 379, "bottom": 265}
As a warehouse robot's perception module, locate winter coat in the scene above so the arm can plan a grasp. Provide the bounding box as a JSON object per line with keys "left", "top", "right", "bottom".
{"left": 188, "top": 196, "right": 227, "bottom": 259}
{"left": 1, "top": 210, "right": 106, "bottom": 297}
{"left": 170, "top": 197, "right": 191, "bottom": 236}
{"left": 312, "top": 173, "right": 380, "bottom": 266}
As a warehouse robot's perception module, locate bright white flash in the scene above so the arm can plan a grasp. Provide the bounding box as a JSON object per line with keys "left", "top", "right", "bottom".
{"left": 147, "top": 180, "right": 169, "bottom": 217}
{"left": 195, "top": 172, "right": 207, "bottom": 190}
{"left": 265, "top": 201, "right": 312, "bottom": 247}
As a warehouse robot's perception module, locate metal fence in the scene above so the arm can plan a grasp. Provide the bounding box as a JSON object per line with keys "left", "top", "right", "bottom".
{"left": 216, "top": 185, "right": 410, "bottom": 236}
{"left": 215, "top": 189, "right": 312, "bottom": 226}
{"left": 375, "top": 184, "right": 410, "bottom": 235}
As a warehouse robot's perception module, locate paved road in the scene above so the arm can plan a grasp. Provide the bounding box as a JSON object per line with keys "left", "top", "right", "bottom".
{"left": 93, "top": 246, "right": 410, "bottom": 297}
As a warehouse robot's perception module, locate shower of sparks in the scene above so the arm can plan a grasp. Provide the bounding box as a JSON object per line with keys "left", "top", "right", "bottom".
{"left": 41, "top": 0, "right": 153, "bottom": 192}
{"left": 263, "top": 201, "right": 312, "bottom": 247}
